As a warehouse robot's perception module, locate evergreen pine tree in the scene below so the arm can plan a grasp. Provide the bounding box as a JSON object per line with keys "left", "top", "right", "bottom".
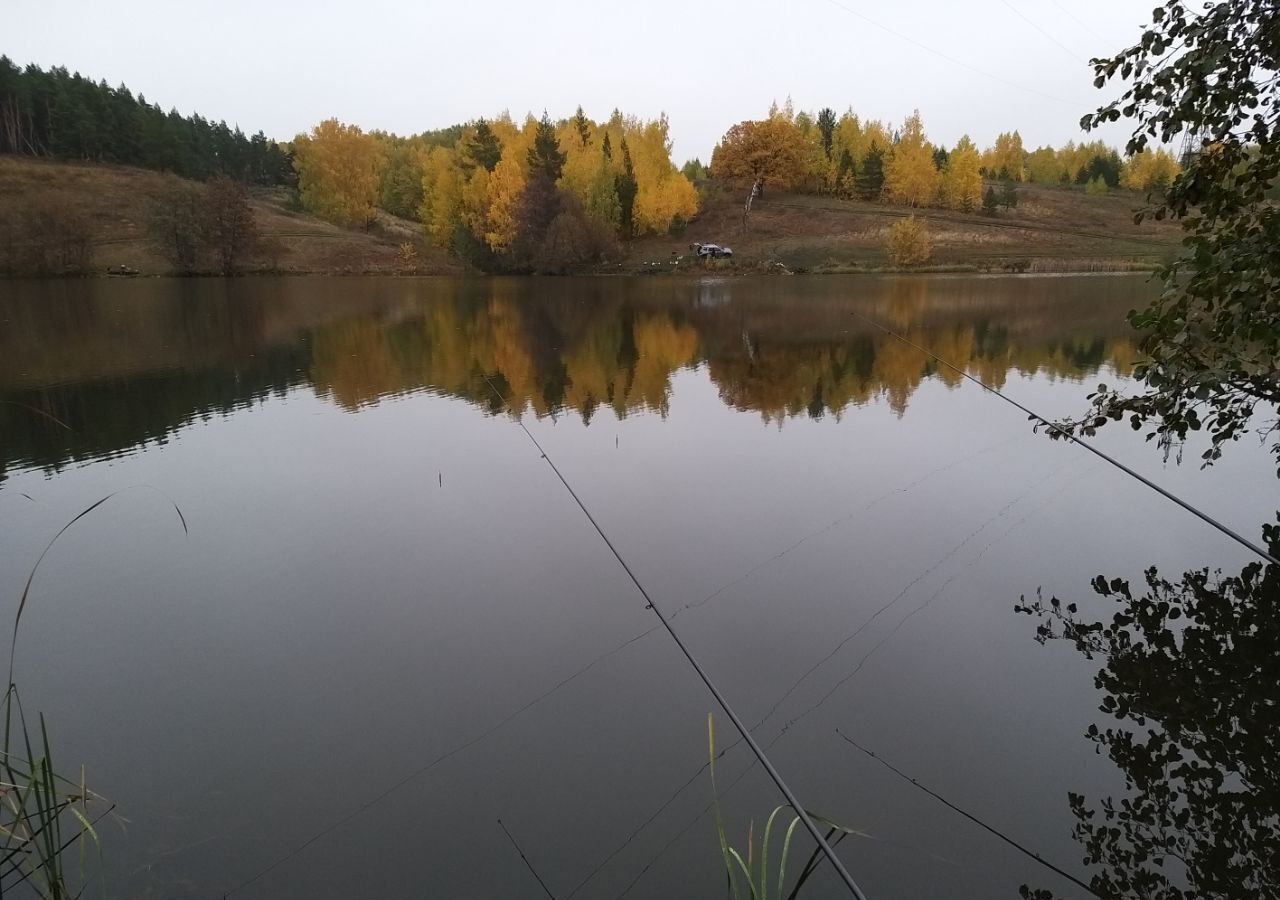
{"left": 999, "top": 180, "right": 1019, "bottom": 209}
{"left": 615, "top": 137, "right": 638, "bottom": 239}
{"left": 465, "top": 118, "right": 502, "bottom": 172}
{"left": 0, "top": 62, "right": 292, "bottom": 186}
{"left": 983, "top": 185, "right": 999, "bottom": 215}
{"left": 527, "top": 112, "right": 566, "bottom": 182}
{"left": 857, "top": 145, "right": 885, "bottom": 200}
{"left": 572, "top": 105, "right": 591, "bottom": 148}
{"left": 816, "top": 107, "right": 836, "bottom": 160}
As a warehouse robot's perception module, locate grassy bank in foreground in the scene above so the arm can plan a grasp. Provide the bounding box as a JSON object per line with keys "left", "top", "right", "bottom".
{"left": 1, "top": 156, "right": 1182, "bottom": 277}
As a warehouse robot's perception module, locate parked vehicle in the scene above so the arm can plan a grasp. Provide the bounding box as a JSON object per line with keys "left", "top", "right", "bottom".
{"left": 692, "top": 242, "right": 733, "bottom": 259}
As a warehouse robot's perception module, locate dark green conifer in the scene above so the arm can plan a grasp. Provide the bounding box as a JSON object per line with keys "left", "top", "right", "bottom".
{"left": 615, "top": 137, "right": 638, "bottom": 239}
{"left": 857, "top": 144, "right": 885, "bottom": 200}
{"left": 466, "top": 118, "right": 502, "bottom": 172}
{"left": 527, "top": 112, "right": 566, "bottom": 182}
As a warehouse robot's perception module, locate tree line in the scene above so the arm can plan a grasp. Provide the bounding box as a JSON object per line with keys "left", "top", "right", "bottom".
{"left": 709, "top": 100, "right": 1182, "bottom": 213}
{"left": 290, "top": 108, "right": 699, "bottom": 273}
{"left": 0, "top": 58, "right": 293, "bottom": 185}
{"left": 0, "top": 58, "right": 1183, "bottom": 276}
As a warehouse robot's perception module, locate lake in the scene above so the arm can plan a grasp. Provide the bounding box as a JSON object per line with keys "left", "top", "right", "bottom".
{"left": 0, "top": 275, "right": 1273, "bottom": 900}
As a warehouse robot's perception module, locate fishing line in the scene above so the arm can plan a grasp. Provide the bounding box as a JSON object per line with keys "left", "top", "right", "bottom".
{"left": 478, "top": 375, "right": 871, "bottom": 900}
{"left": 616, "top": 744, "right": 777, "bottom": 899}
{"left": 752, "top": 455, "right": 1076, "bottom": 735}
{"left": 498, "top": 818, "right": 558, "bottom": 900}
{"left": 571, "top": 410, "right": 1060, "bottom": 893}
{"left": 776, "top": 465, "right": 1093, "bottom": 737}
{"left": 849, "top": 309, "right": 1280, "bottom": 567}
{"left": 835, "top": 730, "right": 1105, "bottom": 899}
{"left": 579, "top": 441, "right": 1054, "bottom": 896}
{"left": 674, "top": 433, "right": 1022, "bottom": 619}
{"left": 565, "top": 747, "right": 723, "bottom": 898}
{"left": 583, "top": 466, "right": 1100, "bottom": 896}
{"left": 820, "top": 0, "right": 1091, "bottom": 108}
{"left": 220, "top": 618, "right": 662, "bottom": 897}
{"left": 999, "top": 0, "right": 1084, "bottom": 63}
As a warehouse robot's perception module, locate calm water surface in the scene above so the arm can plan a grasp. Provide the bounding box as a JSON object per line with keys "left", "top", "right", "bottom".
{"left": 0, "top": 275, "right": 1273, "bottom": 899}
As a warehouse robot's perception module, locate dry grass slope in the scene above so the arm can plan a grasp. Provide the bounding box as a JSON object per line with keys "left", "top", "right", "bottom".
{"left": 627, "top": 179, "right": 1183, "bottom": 273}
{"left": 0, "top": 158, "right": 1184, "bottom": 277}
{"left": 0, "top": 157, "right": 466, "bottom": 276}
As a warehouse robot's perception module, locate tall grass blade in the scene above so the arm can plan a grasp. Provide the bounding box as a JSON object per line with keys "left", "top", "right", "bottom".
{"left": 786, "top": 830, "right": 851, "bottom": 900}
{"left": 759, "top": 806, "right": 786, "bottom": 900}
{"left": 9, "top": 487, "right": 187, "bottom": 686}
{"left": 776, "top": 816, "right": 802, "bottom": 900}
{"left": 726, "top": 847, "right": 755, "bottom": 899}
{"left": 708, "top": 714, "right": 743, "bottom": 900}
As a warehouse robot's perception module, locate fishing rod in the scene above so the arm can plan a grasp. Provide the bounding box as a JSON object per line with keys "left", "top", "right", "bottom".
{"left": 480, "top": 375, "right": 872, "bottom": 900}
{"left": 848, "top": 309, "right": 1280, "bottom": 568}
{"left": 566, "top": 437, "right": 1021, "bottom": 896}
{"left": 836, "top": 730, "right": 1106, "bottom": 900}
{"left": 498, "top": 818, "right": 557, "bottom": 900}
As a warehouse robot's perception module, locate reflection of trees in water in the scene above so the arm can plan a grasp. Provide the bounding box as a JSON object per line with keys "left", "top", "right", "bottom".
{"left": 0, "top": 281, "right": 1141, "bottom": 481}
{"left": 1016, "top": 521, "right": 1280, "bottom": 900}
{"left": 0, "top": 358, "right": 304, "bottom": 486}
{"left": 306, "top": 288, "right": 700, "bottom": 420}
{"left": 298, "top": 284, "right": 1142, "bottom": 422}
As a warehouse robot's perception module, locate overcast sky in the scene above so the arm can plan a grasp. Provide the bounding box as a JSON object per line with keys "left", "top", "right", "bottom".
{"left": 9, "top": 0, "right": 1155, "bottom": 162}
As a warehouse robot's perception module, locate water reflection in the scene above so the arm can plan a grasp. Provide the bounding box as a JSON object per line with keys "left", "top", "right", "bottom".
{"left": 0, "top": 275, "right": 1149, "bottom": 484}
{"left": 1016, "top": 520, "right": 1280, "bottom": 899}
{"left": 7, "top": 273, "right": 1269, "bottom": 900}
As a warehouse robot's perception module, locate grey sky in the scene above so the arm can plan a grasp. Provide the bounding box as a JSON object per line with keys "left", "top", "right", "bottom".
{"left": 10, "top": 0, "right": 1153, "bottom": 162}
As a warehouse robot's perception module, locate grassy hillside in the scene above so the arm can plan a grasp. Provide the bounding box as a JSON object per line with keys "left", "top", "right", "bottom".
{"left": 627, "top": 179, "right": 1184, "bottom": 273}
{"left": 0, "top": 157, "right": 465, "bottom": 276}
{"left": 0, "top": 157, "right": 1184, "bottom": 277}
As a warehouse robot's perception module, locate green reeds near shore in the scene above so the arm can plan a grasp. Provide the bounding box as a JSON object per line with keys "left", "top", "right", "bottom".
{"left": 0, "top": 686, "right": 108, "bottom": 897}
{"left": 708, "top": 714, "right": 863, "bottom": 900}
{"left": 2, "top": 487, "right": 184, "bottom": 897}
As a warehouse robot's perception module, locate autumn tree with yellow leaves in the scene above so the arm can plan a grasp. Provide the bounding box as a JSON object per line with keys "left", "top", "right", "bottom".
{"left": 885, "top": 216, "right": 932, "bottom": 267}
{"left": 709, "top": 101, "right": 1164, "bottom": 217}
{"left": 939, "top": 136, "right": 983, "bottom": 211}
{"left": 884, "top": 111, "right": 940, "bottom": 207}
{"left": 292, "top": 119, "right": 383, "bottom": 228}
{"left": 982, "top": 131, "right": 1025, "bottom": 181}
{"left": 288, "top": 106, "right": 693, "bottom": 272}
{"left": 1121, "top": 148, "right": 1181, "bottom": 192}
{"left": 413, "top": 107, "right": 694, "bottom": 271}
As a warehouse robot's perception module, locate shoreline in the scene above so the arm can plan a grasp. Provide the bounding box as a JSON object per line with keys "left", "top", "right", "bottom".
{"left": 1, "top": 264, "right": 1163, "bottom": 282}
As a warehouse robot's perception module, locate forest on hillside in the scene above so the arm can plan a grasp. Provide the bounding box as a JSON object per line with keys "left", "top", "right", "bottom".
{"left": 708, "top": 100, "right": 1182, "bottom": 213}
{"left": 0, "top": 59, "right": 293, "bottom": 184}
{"left": 290, "top": 109, "right": 698, "bottom": 274}
{"left": 0, "top": 60, "right": 1187, "bottom": 276}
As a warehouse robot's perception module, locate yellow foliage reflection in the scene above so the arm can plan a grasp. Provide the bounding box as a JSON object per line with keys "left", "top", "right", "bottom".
{"left": 301, "top": 283, "right": 1140, "bottom": 424}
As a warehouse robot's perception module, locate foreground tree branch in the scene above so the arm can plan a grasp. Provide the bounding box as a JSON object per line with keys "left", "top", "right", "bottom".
{"left": 1053, "top": 0, "right": 1280, "bottom": 474}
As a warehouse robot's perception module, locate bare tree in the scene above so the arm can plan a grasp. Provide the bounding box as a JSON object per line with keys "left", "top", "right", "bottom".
{"left": 202, "top": 176, "right": 259, "bottom": 275}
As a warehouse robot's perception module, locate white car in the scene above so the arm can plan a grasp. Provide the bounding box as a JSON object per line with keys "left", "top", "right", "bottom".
{"left": 693, "top": 242, "right": 733, "bottom": 259}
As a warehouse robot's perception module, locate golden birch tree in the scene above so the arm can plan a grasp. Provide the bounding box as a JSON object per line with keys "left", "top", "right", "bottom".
{"left": 884, "top": 111, "right": 939, "bottom": 207}
{"left": 982, "top": 131, "right": 1025, "bottom": 181}
{"left": 939, "top": 135, "right": 983, "bottom": 211}
{"left": 293, "top": 119, "right": 384, "bottom": 228}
